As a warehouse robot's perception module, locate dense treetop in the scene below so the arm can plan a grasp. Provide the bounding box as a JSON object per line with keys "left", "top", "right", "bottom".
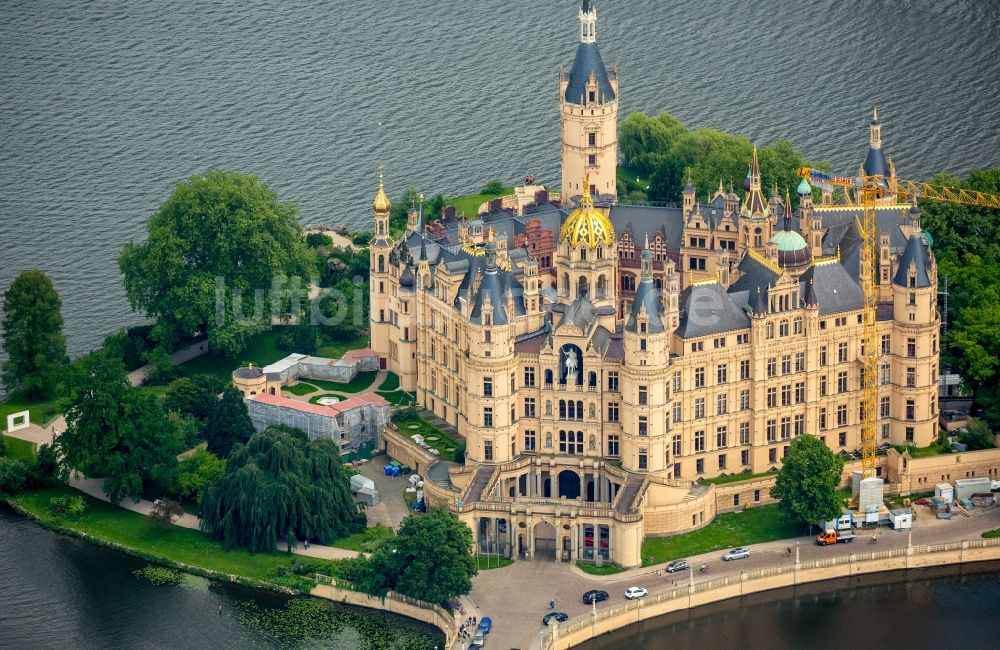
{"left": 1, "top": 270, "right": 68, "bottom": 399}
{"left": 771, "top": 435, "right": 845, "bottom": 528}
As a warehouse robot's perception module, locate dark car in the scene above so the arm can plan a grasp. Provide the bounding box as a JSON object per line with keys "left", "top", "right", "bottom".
{"left": 542, "top": 612, "right": 569, "bottom": 626}
{"left": 665, "top": 559, "right": 690, "bottom": 573}
{"left": 582, "top": 589, "right": 609, "bottom": 605}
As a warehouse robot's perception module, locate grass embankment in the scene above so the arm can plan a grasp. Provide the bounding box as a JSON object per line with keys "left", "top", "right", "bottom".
{"left": 476, "top": 556, "right": 513, "bottom": 571}
{"left": 332, "top": 524, "right": 395, "bottom": 552}
{"left": 983, "top": 528, "right": 1000, "bottom": 539}
{"left": 0, "top": 396, "right": 63, "bottom": 429}
{"left": 178, "top": 328, "right": 289, "bottom": 384}
{"left": 283, "top": 382, "right": 319, "bottom": 396}
{"left": 378, "top": 373, "right": 400, "bottom": 392}
{"left": 4, "top": 436, "right": 38, "bottom": 460}
{"left": 394, "top": 416, "right": 462, "bottom": 461}
{"left": 575, "top": 561, "right": 627, "bottom": 576}
{"left": 641, "top": 504, "right": 801, "bottom": 566}
{"left": 8, "top": 485, "right": 349, "bottom": 592}
{"left": 317, "top": 334, "right": 369, "bottom": 360}
{"left": 447, "top": 187, "right": 514, "bottom": 220}
{"left": 308, "top": 372, "right": 378, "bottom": 394}
{"left": 308, "top": 393, "right": 350, "bottom": 404}
{"left": 699, "top": 471, "right": 775, "bottom": 486}
{"left": 379, "top": 390, "right": 416, "bottom": 406}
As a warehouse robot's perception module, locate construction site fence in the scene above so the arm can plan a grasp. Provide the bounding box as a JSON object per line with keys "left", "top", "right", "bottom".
{"left": 546, "top": 537, "right": 1000, "bottom": 649}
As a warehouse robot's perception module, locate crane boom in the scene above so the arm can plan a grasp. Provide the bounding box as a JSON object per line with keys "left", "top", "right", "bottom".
{"left": 797, "top": 167, "right": 1000, "bottom": 480}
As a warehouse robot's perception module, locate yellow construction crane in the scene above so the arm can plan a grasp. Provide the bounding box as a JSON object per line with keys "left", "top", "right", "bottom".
{"left": 797, "top": 168, "right": 1000, "bottom": 479}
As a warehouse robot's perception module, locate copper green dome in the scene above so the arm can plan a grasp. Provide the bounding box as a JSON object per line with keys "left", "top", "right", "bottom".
{"left": 771, "top": 229, "right": 811, "bottom": 269}
{"left": 797, "top": 177, "right": 812, "bottom": 195}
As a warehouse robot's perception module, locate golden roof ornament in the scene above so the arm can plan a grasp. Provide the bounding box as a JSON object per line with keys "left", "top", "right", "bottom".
{"left": 559, "top": 173, "right": 615, "bottom": 249}
{"left": 372, "top": 166, "right": 392, "bottom": 213}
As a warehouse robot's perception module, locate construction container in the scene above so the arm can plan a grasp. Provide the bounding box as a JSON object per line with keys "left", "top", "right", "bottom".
{"left": 356, "top": 487, "right": 380, "bottom": 506}
{"left": 935, "top": 483, "right": 954, "bottom": 503}
{"left": 959, "top": 498, "right": 975, "bottom": 510}
{"left": 858, "top": 477, "right": 884, "bottom": 511}
{"left": 971, "top": 493, "right": 996, "bottom": 508}
{"left": 350, "top": 474, "right": 375, "bottom": 493}
{"left": 889, "top": 508, "right": 912, "bottom": 529}
{"left": 955, "top": 477, "right": 991, "bottom": 501}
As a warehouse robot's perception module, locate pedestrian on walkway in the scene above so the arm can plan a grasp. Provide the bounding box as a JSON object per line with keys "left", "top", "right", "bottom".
{"left": 218, "top": 605, "right": 222, "bottom": 616}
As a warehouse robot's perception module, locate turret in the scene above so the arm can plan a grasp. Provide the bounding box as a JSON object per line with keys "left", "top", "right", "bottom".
{"left": 556, "top": 174, "right": 617, "bottom": 311}
{"left": 741, "top": 146, "right": 772, "bottom": 251}
{"left": 369, "top": 171, "right": 395, "bottom": 366}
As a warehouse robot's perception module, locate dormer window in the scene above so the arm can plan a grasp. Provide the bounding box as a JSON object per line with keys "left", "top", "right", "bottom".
{"left": 589, "top": 91, "right": 595, "bottom": 102}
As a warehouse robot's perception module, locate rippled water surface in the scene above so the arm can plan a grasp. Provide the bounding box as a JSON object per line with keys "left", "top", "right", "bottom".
{"left": 2, "top": 0, "right": 999, "bottom": 356}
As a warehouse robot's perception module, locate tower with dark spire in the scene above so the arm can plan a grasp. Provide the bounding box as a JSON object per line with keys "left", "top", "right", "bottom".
{"left": 740, "top": 146, "right": 772, "bottom": 251}
{"left": 560, "top": 0, "right": 619, "bottom": 203}
{"left": 858, "top": 106, "right": 898, "bottom": 202}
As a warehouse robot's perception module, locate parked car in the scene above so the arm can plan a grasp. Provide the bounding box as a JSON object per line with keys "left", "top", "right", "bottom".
{"left": 541, "top": 612, "right": 569, "bottom": 626}
{"left": 624, "top": 586, "right": 648, "bottom": 600}
{"left": 582, "top": 589, "right": 609, "bottom": 604}
{"left": 665, "top": 559, "right": 690, "bottom": 573}
{"left": 472, "top": 630, "right": 485, "bottom": 647}
{"left": 478, "top": 617, "right": 492, "bottom": 634}
{"left": 722, "top": 547, "right": 750, "bottom": 561}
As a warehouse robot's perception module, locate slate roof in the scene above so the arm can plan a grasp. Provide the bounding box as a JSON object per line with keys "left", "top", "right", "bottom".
{"left": 625, "top": 271, "right": 665, "bottom": 333}
{"left": 565, "top": 42, "right": 615, "bottom": 104}
{"left": 892, "top": 234, "right": 933, "bottom": 288}
{"left": 557, "top": 296, "right": 597, "bottom": 332}
{"left": 864, "top": 146, "right": 889, "bottom": 177}
{"left": 798, "top": 261, "right": 865, "bottom": 316}
{"left": 676, "top": 282, "right": 751, "bottom": 338}
{"left": 469, "top": 266, "right": 526, "bottom": 326}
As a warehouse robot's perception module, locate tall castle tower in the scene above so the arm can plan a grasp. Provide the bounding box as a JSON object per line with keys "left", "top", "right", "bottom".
{"left": 559, "top": 1, "right": 618, "bottom": 204}
{"left": 369, "top": 172, "right": 394, "bottom": 362}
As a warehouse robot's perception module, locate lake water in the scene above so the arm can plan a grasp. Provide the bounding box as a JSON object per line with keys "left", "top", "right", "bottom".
{"left": 0, "top": 508, "right": 443, "bottom": 649}
{"left": 2, "top": 0, "right": 999, "bottom": 358}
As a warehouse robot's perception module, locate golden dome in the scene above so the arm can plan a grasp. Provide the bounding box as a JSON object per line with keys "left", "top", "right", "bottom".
{"left": 372, "top": 173, "right": 392, "bottom": 213}
{"left": 559, "top": 175, "right": 615, "bottom": 249}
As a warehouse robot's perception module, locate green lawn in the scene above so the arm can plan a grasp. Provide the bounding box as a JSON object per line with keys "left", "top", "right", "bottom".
{"left": 476, "top": 556, "right": 513, "bottom": 571}
{"left": 316, "top": 334, "right": 369, "bottom": 360}
{"left": 446, "top": 188, "right": 514, "bottom": 220}
{"left": 308, "top": 393, "right": 350, "bottom": 404}
{"left": 699, "top": 471, "right": 776, "bottom": 486}
{"left": 283, "top": 382, "right": 318, "bottom": 396}
{"left": 332, "top": 524, "right": 394, "bottom": 552}
{"left": 307, "top": 371, "right": 378, "bottom": 394}
{"left": 893, "top": 441, "right": 952, "bottom": 458}
{"left": 377, "top": 373, "right": 400, "bottom": 392}
{"left": 983, "top": 528, "right": 1000, "bottom": 539}
{"left": 378, "top": 390, "right": 416, "bottom": 406}
{"left": 641, "top": 504, "right": 802, "bottom": 566}
{"left": 393, "top": 416, "right": 462, "bottom": 461}
{"left": 9, "top": 486, "right": 347, "bottom": 589}
{"left": 0, "top": 396, "right": 63, "bottom": 430}
{"left": 178, "top": 328, "right": 290, "bottom": 385}
{"left": 575, "top": 561, "right": 627, "bottom": 575}
{"left": 3, "top": 436, "right": 38, "bottom": 460}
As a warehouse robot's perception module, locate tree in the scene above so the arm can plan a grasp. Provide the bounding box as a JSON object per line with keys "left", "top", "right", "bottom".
{"left": 163, "top": 374, "right": 223, "bottom": 424}
{"left": 204, "top": 387, "right": 255, "bottom": 458}
{"left": 119, "top": 169, "right": 313, "bottom": 355}
{"left": 352, "top": 508, "right": 476, "bottom": 604}
{"left": 176, "top": 448, "right": 226, "bottom": 504}
{"left": 770, "top": 435, "right": 845, "bottom": 530}
{"left": 480, "top": 180, "right": 507, "bottom": 195}
{"left": 149, "top": 498, "right": 185, "bottom": 528}
{"left": 0, "top": 458, "right": 33, "bottom": 495}
{"left": 200, "top": 427, "right": 364, "bottom": 552}
{"left": 1, "top": 270, "right": 68, "bottom": 399}
{"left": 56, "top": 354, "right": 184, "bottom": 503}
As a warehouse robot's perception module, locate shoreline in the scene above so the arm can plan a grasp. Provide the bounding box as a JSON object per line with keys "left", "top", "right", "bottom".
{"left": 546, "top": 537, "right": 1000, "bottom": 649}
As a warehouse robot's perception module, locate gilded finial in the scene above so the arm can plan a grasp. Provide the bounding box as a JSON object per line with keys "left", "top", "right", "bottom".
{"left": 872, "top": 105, "right": 878, "bottom": 121}
{"left": 372, "top": 165, "right": 392, "bottom": 213}
{"left": 580, "top": 173, "right": 593, "bottom": 208}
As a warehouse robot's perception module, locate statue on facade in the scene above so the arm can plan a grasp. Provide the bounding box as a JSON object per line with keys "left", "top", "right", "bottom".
{"left": 564, "top": 349, "right": 578, "bottom": 382}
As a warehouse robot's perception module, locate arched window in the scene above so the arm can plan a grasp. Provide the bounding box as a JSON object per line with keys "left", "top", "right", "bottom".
{"left": 779, "top": 319, "right": 789, "bottom": 337}
{"left": 578, "top": 276, "right": 590, "bottom": 298}
{"left": 545, "top": 400, "right": 552, "bottom": 416}
{"left": 545, "top": 369, "right": 553, "bottom": 385}
{"left": 793, "top": 317, "right": 803, "bottom": 335}
{"left": 765, "top": 321, "right": 774, "bottom": 339}
{"left": 754, "top": 227, "right": 762, "bottom": 248}
{"left": 559, "top": 400, "right": 567, "bottom": 419}
{"left": 589, "top": 403, "right": 596, "bottom": 419}
{"left": 596, "top": 275, "right": 607, "bottom": 299}
{"left": 580, "top": 248, "right": 588, "bottom": 261}
{"left": 562, "top": 272, "right": 570, "bottom": 296}
{"left": 588, "top": 371, "right": 597, "bottom": 387}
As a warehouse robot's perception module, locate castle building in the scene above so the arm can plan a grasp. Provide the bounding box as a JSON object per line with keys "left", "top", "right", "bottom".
{"left": 368, "top": 1, "right": 940, "bottom": 568}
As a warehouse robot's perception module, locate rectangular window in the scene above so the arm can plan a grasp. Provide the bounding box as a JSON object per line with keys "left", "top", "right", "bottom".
{"left": 836, "top": 404, "right": 848, "bottom": 427}
{"left": 880, "top": 364, "right": 891, "bottom": 385}
{"left": 524, "top": 398, "right": 536, "bottom": 418}
{"left": 754, "top": 488, "right": 760, "bottom": 502}
{"left": 767, "top": 387, "right": 777, "bottom": 408}
{"left": 781, "top": 354, "right": 791, "bottom": 375}
{"left": 639, "top": 448, "right": 648, "bottom": 470}
{"left": 819, "top": 408, "right": 827, "bottom": 430}
{"left": 717, "top": 364, "right": 728, "bottom": 384}
{"left": 767, "top": 357, "right": 776, "bottom": 378}
{"left": 838, "top": 342, "right": 848, "bottom": 363}
{"left": 769, "top": 448, "right": 777, "bottom": 463}
{"left": 672, "top": 402, "right": 682, "bottom": 424}
{"left": 638, "top": 416, "right": 648, "bottom": 436}
{"left": 882, "top": 335, "right": 891, "bottom": 355}
{"left": 696, "top": 458, "right": 704, "bottom": 474}
{"left": 820, "top": 375, "right": 828, "bottom": 397}
{"left": 781, "top": 384, "right": 791, "bottom": 406}
{"left": 483, "top": 376, "right": 493, "bottom": 397}
{"left": 694, "top": 430, "right": 705, "bottom": 452}
{"left": 740, "top": 359, "right": 751, "bottom": 381}
{"left": 638, "top": 385, "right": 648, "bottom": 405}
{"left": 672, "top": 372, "right": 682, "bottom": 393}
{"left": 672, "top": 435, "right": 682, "bottom": 457}
{"left": 719, "top": 454, "right": 727, "bottom": 470}
{"left": 794, "top": 382, "right": 805, "bottom": 404}
{"left": 716, "top": 393, "right": 727, "bottom": 415}
{"left": 794, "top": 413, "right": 805, "bottom": 436}
{"left": 607, "top": 402, "right": 620, "bottom": 422}
{"left": 839, "top": 431, "right": 847, "bottom": 447}
{"left": 838, "top": 371, "right": 849, "bottom": 393}
{"left": 588, "top": 132, "right": 596, "bottom": 146}
{"left": 607, "top": 434, "right": 619, "bottom": 456}
{"left": 742, "top": 450, "right": 750, "bottom": 465}
{"left": 766, "top": 419, "right": 776, "bottom": 442}
{"left": 694, "top": 367, "right": 705, "bottom": 388}
{"left": 906, "top": 427, "right": 914, "bottom": 442}
{"left": 907, "top": 367, "right": 916, "bottom": 388}
{"left": 739, "top": 389, "right": 750, "bottom": 411}
{"left": 737, "top": 333, "right": 749, "bottom": 345}
{"left": 608, "top": 371, "right": 619, "bottom": 391}
{"left": 780, "top": 416, "right": 791, "bottom": 439}
{"left": 524, "top": 430, "right": 536, "bottom": 451}
{"left": 483, "top": 407, "right": 493, "bottom": 428}
{"left": 819, "top": 346, "right": 827, "bottom": 366}
{"left": 907, "top": 338, "right": 916, "bottom": 358}
{"left": 739, "top": 422, "right": 750, "bottom": 445}
{"left": 484, "top": 441, "right": 493, "bottom": 461}
{"left": 716, "top": 426, "right": 728, "bottom": 448}
{"left": 880, "top": 396, "right": 891, "bottom": 418}
{"left": 795, "top": 352, "right": 805, "bottom": 373}
{"left": 524, "top": 366, "right": 536, "bottom": 387}
{"left": 588, "top": 154, "right": 596, "bottom": 166}
{"left": 906, "top": 399, "right": 915, "bottom": 420}
{"left": 694, "top": 398, "right": 705, "bottom": 419}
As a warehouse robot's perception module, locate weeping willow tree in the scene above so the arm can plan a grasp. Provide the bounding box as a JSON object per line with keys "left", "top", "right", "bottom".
{"left": 200, "top": 427, "right": 364, "bottom": 552}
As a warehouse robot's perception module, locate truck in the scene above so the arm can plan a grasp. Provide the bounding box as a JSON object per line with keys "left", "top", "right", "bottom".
{"left": 816, "top": 529, "right": 856, "bottom": 545}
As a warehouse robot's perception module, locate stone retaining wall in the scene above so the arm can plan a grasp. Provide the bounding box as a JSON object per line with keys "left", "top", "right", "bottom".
{"left": 546, "top": 538, "right": 1000, "bottom": 649}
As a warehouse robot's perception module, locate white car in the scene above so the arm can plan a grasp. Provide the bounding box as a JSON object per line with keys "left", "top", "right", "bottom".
{"left": 624, "top": 586, "right": 648, "bottom": 599}
{"left": 722, "top": 547, "right": 751, "bottom": 561}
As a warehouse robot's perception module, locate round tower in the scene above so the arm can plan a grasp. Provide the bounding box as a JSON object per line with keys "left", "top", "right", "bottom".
{"left": 369, "top": 172, "right": 394, "bottom": 366}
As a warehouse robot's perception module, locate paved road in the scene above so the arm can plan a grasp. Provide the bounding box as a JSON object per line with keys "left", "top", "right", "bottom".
{"left": 464, "top": 504, "right": 1000, "bottom": 650}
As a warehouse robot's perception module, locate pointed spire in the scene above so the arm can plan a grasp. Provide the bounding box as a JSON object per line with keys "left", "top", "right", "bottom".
{"left": 419, "top": 237, "right": 428, "bottom": 262}
{"left": 579, "top": 172, "right": 593, "bottom": 208}
{"left": 579, "top": 0, "right": 597, "bottom": 43}
{"left": 417, "top": 192, "right": 424, "bottom": 232}
{"left": 749, "top": 145, "right": 761, "bottom": 191}
{"left": 784, "top": 188, "right": 793, "bottom": 231}
{"left": 872, "top": 104, "right": 879, "bottom": 124}
{"left": 805, "top": 279, "right": 818, "bottom": 308}
{"left": 372, "top": 168, "right": 391, "bottom": 214}
{"left": 485, "top": 240, "right": 497, "bottom": 272}
{"left": 869, "top": 105, "right": 882, "bottom": 149}
{"left": 753, "top": 286, "right": 768, "bottom": 316}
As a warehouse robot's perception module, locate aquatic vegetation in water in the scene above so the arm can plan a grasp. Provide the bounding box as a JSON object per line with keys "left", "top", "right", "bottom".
{"left": 234, "top": 598, "right": 441, "bottom": 649}
{"left": 133, "top": 565, "right": 184, "bottom": 585}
